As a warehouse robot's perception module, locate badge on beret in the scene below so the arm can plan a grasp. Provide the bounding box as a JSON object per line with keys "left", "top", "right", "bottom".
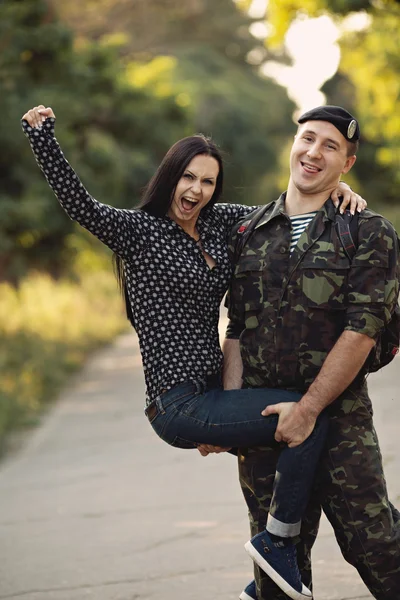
{"left": 347, "top": 119, "right": 357, "bottom": 140}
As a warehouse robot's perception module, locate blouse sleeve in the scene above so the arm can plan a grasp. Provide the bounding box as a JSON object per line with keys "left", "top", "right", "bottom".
{"left": 213, "top": 202, "right": 258, "bottom": 230}
{"left": 22, "top": 118, "right": 154, "bottom": 260}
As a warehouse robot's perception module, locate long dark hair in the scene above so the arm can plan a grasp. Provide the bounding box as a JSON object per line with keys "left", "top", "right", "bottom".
{"left": 113, "top": 134, "right": 224, "bottom": 327}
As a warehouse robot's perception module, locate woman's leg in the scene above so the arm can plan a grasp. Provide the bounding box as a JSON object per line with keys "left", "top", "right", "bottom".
{"left": 148, "top": 383, "right": 327, "bottom": 536}
{"left": 238, "top": 444, "right": 321, "bottom": 599}
{"left": 267, "top": 412, "right": 329, "bottom": 538}
{"left": 147, "top": 383, "right": 325, "bottom": 599}
{"left": 156, "top": 384, "right": 302, "bottom": 448}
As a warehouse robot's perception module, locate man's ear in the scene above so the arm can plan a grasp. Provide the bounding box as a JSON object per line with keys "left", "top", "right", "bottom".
{"left": 342, "top": 154, "right": 357, "bottom": 174}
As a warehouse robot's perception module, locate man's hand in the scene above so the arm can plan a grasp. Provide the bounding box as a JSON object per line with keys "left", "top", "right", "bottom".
{"left": 22, "top": 105, "right": 55, "bottom": 129}
{"left": 262, "top": 402, "right": 317, "bottom": 448}
{"left": 197, "top": 444, "right": 232, "bottom": 457}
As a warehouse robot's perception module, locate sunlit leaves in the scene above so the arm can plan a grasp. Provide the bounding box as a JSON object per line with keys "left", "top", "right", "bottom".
{"left": 340, "top": 9, "right": 400, "bottom": 182}
{"left": 262, "top": 0, "right": 400, "bottom": 201}
{"left": 125, "top": 56, "right": 177, "bottom": 97}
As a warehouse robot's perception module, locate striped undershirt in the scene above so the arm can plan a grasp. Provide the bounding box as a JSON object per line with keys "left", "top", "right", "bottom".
{"left": 289, "top": 212, "right": 317, "bottom": 253}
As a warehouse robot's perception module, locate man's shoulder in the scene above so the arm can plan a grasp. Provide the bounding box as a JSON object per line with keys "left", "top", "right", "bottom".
{"left": 358, "top": 208, "right": 399, "bottom": 238}
{"left": 228, "top": 201, "right": 276, "bottom": 242}
{"left": 359, "top": 207, "right": 393, "bottom": 224}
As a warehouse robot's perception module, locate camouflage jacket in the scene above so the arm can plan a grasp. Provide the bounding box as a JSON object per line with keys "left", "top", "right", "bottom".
{"left": 226, "top": 193, "right": 400, "bottom": 392}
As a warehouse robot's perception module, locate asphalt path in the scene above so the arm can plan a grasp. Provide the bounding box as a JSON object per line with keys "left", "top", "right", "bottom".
{"left": 1, "top": 323, "right": 399, "bottom": 600}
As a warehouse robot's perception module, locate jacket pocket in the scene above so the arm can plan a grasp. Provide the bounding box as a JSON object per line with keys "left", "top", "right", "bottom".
{"left": 302, "top": 267, "right": 349, "bottom": 310}
{"left": 233, "top": 257, "right": 265, "bottom": 317}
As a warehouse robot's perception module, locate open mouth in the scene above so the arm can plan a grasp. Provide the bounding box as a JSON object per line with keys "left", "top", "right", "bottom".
{"left": 181, "top": 196, "right": 199, "bottom": 212}
{"left": 300, "top": 161, "right": 322, "bottom": 174}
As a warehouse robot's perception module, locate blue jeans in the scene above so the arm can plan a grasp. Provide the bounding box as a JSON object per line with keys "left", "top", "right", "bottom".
{"left": 145, "top": 379, "right": 329, "bottom": 537}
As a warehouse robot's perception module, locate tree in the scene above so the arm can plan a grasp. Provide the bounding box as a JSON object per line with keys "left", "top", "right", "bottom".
{"left": 338, "top": 7, "right": 400, "bottom": 200}
{"left": 0, "top": 0, "right": 189, "bottom": 281}
{"left": 51, "top": 0, "right": 257, "bottom": 61}
{"left": 51, "top": 0, "right": 296, "bottom": 201}
{"left": 2, "top": 0, "right": 296, "bottom": 280}
{"left": 237, "top": 0, "right": 400, "bottom": 210}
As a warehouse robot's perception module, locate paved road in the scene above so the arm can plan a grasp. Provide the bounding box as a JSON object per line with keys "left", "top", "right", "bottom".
{"left": 0, "top": 326, "right": 399, "bottom": 600}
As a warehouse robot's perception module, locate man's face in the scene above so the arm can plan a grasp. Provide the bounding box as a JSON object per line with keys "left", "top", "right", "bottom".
{"left": 290, "top": 120, "right": 356, "bottom": 196}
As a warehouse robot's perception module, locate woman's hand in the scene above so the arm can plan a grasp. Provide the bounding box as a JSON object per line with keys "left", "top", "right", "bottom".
{"left": 197, "top": 444, "right": 232, "bottom": 457}
{"left": 331, "top": 181, "right": 367, "bottom": 215}
{"left": 22, "top": 105, "right": 55, "bottom": 129}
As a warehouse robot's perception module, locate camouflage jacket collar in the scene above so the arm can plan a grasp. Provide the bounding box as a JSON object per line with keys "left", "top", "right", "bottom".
{"left": 290, "top": 197, "right": 340, "bottom": 264}
{"left": 254, "top": 192, "right": 287, "bottom": 230}
{"left": 255, "top": 191, "right": 337, "bottom": 229}
{"left": 321, "top": 196, "right": 340, "bottom": 223}
{"left": 255, "top": 192, "right": 340, "bottom": 264}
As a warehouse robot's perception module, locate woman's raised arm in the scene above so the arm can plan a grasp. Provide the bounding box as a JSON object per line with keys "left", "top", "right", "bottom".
{"left": 21, "top": 105, "right": 152, "bottom": 260}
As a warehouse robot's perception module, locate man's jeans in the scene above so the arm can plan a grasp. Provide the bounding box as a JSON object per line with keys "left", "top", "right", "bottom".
{"left": 145, "top": 379, "right": 329, "bottom": 537}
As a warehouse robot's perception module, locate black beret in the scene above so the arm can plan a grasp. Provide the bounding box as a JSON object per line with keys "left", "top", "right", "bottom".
{"left": 298, "top": 105, "right": 360, "bottom": 142}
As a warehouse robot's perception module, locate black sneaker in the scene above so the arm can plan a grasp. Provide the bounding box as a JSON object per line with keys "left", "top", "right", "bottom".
{"left": 244, "top": 531, "right": 312, "bottom": 600}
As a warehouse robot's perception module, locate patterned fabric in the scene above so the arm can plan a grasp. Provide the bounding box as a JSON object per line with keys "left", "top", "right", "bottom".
{"left": 22, "top": 118, "right": 255, "bottom": 405}
{"left": 289, "top": 212, "right": 317, "bottom": 253}
{"left": 226, "top": 192, "right": 399, "bottom": 391}
{"left": 226, "top": 193, "right": 400, "bottom": 599}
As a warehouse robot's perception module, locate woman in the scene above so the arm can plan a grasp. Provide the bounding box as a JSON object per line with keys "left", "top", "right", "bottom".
{"left": 22, "top": 105, "right": 366, "bottom": 600}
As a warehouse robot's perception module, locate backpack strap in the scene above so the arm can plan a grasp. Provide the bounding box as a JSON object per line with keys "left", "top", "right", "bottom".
{"left": 233, "top": 202, "right": 273, "bottom": 263}
{"left": 334, "top": 208, "right": 359, "bottom": 261}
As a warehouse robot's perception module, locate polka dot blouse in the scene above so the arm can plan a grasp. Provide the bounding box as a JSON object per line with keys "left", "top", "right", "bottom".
{"left": 22, "top": 118, "right": 255, "bottom": 405}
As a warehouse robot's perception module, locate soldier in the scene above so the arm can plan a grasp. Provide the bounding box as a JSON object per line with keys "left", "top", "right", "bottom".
{"left": 221, "top": 106, "right": 400, "bottom": 600}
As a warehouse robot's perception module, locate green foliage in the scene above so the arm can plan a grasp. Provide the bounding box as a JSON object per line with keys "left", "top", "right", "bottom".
{"left": 54, "top": 0, "right": 257, "bottom": 61}
{"left": 56, "top": 0, "right": 295, "bottom": 202}
{"left": 170, "top": 45, "right": 294, "bottom": 203}
{"left": 320, "top": 5, "right": 400, "bottom": 206}
{"left": 263, "top": 0, "right": 396, "bottom": 44}
{"left": 260, "top": 0, "right": 400, "bottom": 210}
{"left": 339, "top": 9, "right": 400, "bottom": 196}
{"left": 57, "top": 0, "right": 296, "bottom": 204}
{"left": 1, "top": 0, "right": 189, "bottom": 281}
{"left": 2, "top": 0, "right": 295, "bottom": 281}
{"left": 0, "top": 270, "right": 128, "bottom": 452}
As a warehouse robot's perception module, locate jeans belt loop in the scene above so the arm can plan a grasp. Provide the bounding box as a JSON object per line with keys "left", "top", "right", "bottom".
{"left": 195, "top": 379, "right": 204, "bottom": 395}
{"left": 145, "top": 394, "right": 164, "bottom": 422}
{"left": 155, "top": 395, "right": 165, "bottom": 415}
{"left": 145, "top": 402, "right": 157, "bottom": 422}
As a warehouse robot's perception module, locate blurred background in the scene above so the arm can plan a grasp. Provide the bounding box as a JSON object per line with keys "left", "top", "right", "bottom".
{"left": 0, "top": 0, "right": 399, "bottom": 453}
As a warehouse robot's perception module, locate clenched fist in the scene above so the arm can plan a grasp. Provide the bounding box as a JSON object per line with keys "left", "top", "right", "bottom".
{"left": 22, "top": 105, "right": 55, "bottom": 129}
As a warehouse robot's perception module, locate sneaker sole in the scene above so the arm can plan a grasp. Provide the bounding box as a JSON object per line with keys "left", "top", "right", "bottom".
{"left": 239, "top": 591, "right": 255, "bottom": 600}
{"left": 244, "top": 541, "right": 313, "bottom": 600}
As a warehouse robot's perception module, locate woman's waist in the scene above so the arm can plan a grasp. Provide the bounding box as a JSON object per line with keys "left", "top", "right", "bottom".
{"left": 137, "top": 331, "right": 222, "bottom": 356}
{"left": 144, "top": 373, "right": 222, "bottom": 416}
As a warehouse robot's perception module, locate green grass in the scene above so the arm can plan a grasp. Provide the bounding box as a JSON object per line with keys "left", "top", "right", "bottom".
{"left": 0, "top": 270, "right": 128, "bottom": 454}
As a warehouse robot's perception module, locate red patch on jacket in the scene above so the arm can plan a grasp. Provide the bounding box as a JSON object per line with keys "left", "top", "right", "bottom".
{"left": 238, "top": 223, "right": 249, "bottom": 233}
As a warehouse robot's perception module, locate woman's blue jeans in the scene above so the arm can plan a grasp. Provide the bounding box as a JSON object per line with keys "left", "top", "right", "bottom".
{"left": 145, "top": 379, "right": 329, "bottom": 537}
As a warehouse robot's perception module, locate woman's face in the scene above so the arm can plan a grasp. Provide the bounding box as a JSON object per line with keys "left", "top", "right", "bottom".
{"left": 168, "top": 154, "right": 219, "bottom": 230}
